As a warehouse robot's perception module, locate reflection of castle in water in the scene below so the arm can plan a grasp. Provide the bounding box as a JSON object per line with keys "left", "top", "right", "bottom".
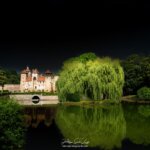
{"left": 24, "top": 107, "right": 57, "bottom": 128}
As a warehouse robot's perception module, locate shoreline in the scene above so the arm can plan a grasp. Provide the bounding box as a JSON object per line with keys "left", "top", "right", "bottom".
{"left": 121, "top": 95, "right": 150, "bottom": 104}
{"left": 1, "top": 94, "right": 150, "bottom": 105}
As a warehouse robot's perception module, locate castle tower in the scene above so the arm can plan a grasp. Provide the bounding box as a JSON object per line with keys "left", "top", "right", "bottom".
{"left": 32, "top": 69, "right": 39, "bottom": 91}
{"left": 26, "top": 66, "right": 31, "bottom": 77}
{"left": 45, "top": 70, "right": 54, "bottom": 92}
{"left": 53, "top": 75, "right": 59, "bottom": 92}
{"left": 20, "top": 67, "right": 59, "bottom": 93}
{"left": 20, "top": 68, "right": 27, "bottom": 92}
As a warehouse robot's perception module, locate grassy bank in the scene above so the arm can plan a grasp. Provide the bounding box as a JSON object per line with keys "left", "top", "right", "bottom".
{"left": 59, "top": 99, "right": 121, "bottom": 106}
{"left": 121, "top": 95, "right": 150, "bottom": 104}
{"left": 60, "top": 96, "right": 150, "bottom": 106}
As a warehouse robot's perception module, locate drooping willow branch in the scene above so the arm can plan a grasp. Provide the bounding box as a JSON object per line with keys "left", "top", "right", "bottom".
{"left": 56, "top": 53, "right": 124, "bottom": 102}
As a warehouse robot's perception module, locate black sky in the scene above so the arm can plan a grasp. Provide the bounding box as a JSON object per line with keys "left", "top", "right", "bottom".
{"left": 0, "top": 0, "right": 150, "bottom": 72}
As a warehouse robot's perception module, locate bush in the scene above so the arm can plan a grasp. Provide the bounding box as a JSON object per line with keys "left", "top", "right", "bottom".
{"left": 66, "top": 93, "right": 80, "bottom": 102}
{"left": 0, "top": 98, "right": 25, "bottom": 150}
{"left": 137, "top": 87, "right": 150, "bottom": 100}
{"left": 0, "top": 90, "right": 10, "bottom": 96}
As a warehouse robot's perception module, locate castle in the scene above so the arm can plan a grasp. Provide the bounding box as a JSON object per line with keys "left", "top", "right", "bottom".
{"left": 20, "top": 67, "right": 58, "bottom": 92}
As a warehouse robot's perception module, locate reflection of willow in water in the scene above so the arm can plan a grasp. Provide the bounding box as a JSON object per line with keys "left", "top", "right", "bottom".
{"left": 124, "top": 105, "right": 150, "bottom": 145}
{"left": 24, "top": 106, "right": 57, "bottom": 128}
{"left": 55, "top": 105, "right": 126, "bottom": 149}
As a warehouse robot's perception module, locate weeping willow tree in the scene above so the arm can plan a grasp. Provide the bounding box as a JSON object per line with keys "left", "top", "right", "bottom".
{"left": 56, "top": 53, "right": 124, "bottom": 102}
{"left": 55, "top": 105, "right": 126, "bottom": 149}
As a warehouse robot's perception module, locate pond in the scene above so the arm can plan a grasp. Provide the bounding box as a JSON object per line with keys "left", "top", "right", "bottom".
{"left": 24, "top": 104, "right": 150, "bottom": 150}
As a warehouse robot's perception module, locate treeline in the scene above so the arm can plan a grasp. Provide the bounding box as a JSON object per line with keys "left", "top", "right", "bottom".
{"left": 121, "top": 54, "right": 150, "bottom": 95}
{"left": 0, "top": 53, "right": 150, "bottom": 98}
{"left": 0, "top": 67, "right": 20, "bottom": 87}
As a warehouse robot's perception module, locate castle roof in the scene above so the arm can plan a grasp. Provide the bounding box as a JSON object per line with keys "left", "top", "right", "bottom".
{"left": 26, "top": 66, "right": 30, "bottom": 72}
{"left": 45, "top": 70, "right": 52, "bottom": 74}
{"left": 45, "top": 70, "right": 54, "bottom": 76}
{"left": 38, "top": 76, "right": 45, "bottom": 81}
{"left": 26, "top": 76, "right": 32, "bottom": 82}
{"left": 21, "top": 69, "right": 27, "bottom": 74}
{"left": 21, "top": 66, "right": 31, "bottom": 74}
{"left": 32, "top": 69, "right": 39, "bottom": 74}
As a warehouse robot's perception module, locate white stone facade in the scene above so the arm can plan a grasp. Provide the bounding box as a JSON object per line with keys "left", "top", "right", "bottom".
{"left": 20, "top": 67, "right": 58, "bottom": 92}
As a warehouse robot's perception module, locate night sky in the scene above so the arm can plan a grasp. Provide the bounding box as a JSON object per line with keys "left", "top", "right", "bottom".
{"left": 0, "top": 1, "right": 150, "bottom": 72}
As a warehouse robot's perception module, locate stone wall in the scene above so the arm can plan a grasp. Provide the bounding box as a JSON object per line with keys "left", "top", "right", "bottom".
{"left": 0, "top": 84, "right": 20, "bottom": 92}
{"left": 9, "top": 95, "right": 59, "bottom": 105}
{"left": 10, "top": 94, "right": 58, "bottom": 100}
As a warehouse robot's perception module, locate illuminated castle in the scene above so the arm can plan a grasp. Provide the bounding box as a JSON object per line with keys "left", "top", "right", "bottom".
{"left": 20, "top": 67, "right": 58, "bottom": 92}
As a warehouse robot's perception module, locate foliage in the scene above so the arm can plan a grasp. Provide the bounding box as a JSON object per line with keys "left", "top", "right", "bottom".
{"left": 76, "top": 52, "right": 97, "bottom": 63}
{"left": 55, "top": 105, "right": 126, "bottom": 149}
{"left": 65, "top": 92, "right": 80, "bottom": 102}
{"left": 121, "top": 54, "right": 150, "bottom": 95}
{"left": 0, "top": 90, "right": 10, "bottom": 96}
{"left": 137, "top": 87, "right": 150, "bottom": 100}
{"left": 5, "top": 69, "right": 20, "bottom": 84}
{"left": 0, "top": 98, "right": 25, "bottom": 150}
{"left": 57, "top": 53, "right": 124, "bottom": 102}
{"left": 0, "top": 67, "right": 19, "bottom": 85}
{"left": 0, "top": 69, "right": 7, "bottom": 89}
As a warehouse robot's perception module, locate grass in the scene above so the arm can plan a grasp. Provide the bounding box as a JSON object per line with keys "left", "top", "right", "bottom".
{"left": 121, "top": 95, "right": 150, "bottom": 103}
{"left": 59, "top": 99, "right": 118, "bottom": 107}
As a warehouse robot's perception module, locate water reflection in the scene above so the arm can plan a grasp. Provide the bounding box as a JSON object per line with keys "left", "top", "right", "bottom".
{"left": 24, "top": 104, "right": 150, "bottom": 150}
{"left": 55, "top": 105, "right": 126, "bottom": 149}
{"left": 123, "top": 104, "right": 150, "bottom": 146}
{"left": 24, "top": 106, "right": 57, "bottom": 128}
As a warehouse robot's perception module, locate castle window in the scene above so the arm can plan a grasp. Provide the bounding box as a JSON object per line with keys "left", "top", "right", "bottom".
{"left": 33, "top": 77, "right": 36, "bottom": 80}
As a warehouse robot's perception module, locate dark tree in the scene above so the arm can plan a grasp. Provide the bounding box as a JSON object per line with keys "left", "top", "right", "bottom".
{"left": 121, "top": 54, "right": 150, "bottom": 95}
{"left": 0, "top": 68, "right": 7, "bottom": 91}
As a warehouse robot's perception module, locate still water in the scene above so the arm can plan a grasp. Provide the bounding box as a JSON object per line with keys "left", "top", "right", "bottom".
{"left": 24, "top": 104, "right": 150, "bottom": 150}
